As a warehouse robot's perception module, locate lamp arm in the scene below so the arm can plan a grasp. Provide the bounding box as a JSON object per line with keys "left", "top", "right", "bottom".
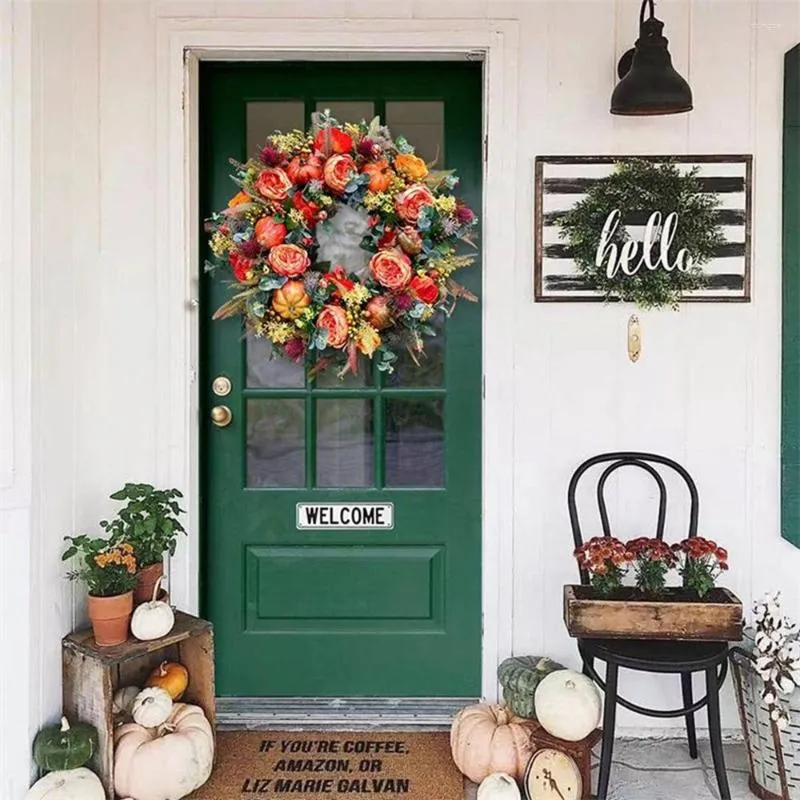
{"left": 639, "top": 0, "right": 656, "bottom": 26}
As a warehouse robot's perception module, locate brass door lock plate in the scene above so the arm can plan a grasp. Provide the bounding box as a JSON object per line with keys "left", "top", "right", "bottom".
{"left": 628, "top": 315, "right": 641, "bottom": 362}
{"left": 212, "top": 375, "right": 232, "bottom": 396}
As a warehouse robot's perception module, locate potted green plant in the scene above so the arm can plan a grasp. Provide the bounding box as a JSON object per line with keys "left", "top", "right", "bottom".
{"left": 100, "top": 483, "right": 186, "bottom": 604}
{"left": 62, "top": 537, "right": 138, "bottom": 646}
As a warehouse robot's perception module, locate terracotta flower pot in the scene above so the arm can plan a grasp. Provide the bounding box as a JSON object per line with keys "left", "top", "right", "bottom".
{"left": 134, "top": 561, "right": 164, "bottom": 605}
{"left": 87, "top": 591, "right": 133, "bottom": 647}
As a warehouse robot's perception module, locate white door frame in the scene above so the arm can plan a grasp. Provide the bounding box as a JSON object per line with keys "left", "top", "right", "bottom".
{"left": 155, "top": 15, "right": 520, "bottom": 703}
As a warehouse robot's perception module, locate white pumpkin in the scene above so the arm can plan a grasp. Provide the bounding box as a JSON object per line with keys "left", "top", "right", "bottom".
{"left": 132, "top": 687, "right": 173, "bottom": 728}
{"left": 114, "top": 702, "right": 214, "bottom": 800}
{"left": 112, "top": 685, "right": 141, "bottom": 718}
{"left": 534, "top": 669, "right": 602, "bottom": 742}
{"left": 24, "top": 767, "right": 105, "bottom": 800}
{"left": 131, "top": 577, "right": 174, "bottom": 641}
{"left": 477, "top": 772, "right": 521, "bottom": 800}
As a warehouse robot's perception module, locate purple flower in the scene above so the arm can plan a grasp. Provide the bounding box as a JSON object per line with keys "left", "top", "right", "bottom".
{"left": 393, "top": 293, "right": 414, "bottom": 312}
{"left": 357, "top": 138, "right": 379, "bottom": 159}
{"left": 259, "top": 145, "right": 282, "bottom": 167}
{"left": 239, "top": 238, "right": 261, "bottom": 258}
{"left": 284, "top": 338, "right": 306, "bottom": 362}
{"left": 456, "top": 203, "right": 476, "bottom": 225}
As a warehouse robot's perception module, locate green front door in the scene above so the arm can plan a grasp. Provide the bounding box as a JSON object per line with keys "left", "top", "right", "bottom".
{"left": 199, "top": 62, "right": 482, "bottom": 697}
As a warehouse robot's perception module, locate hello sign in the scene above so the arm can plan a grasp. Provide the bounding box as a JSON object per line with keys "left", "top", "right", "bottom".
{"left": 534, "top": 155, "right": 752, "bottom": 302}
{"left": 597, "top": 209, "right": 694, "bottom": 278}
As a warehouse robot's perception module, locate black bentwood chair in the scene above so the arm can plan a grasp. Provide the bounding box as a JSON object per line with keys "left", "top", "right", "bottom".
{"left": 568, "top": 452, "right": 731, "bottom": 800}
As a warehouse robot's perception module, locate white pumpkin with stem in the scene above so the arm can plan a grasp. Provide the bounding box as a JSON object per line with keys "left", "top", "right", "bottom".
{"left": 114, "top": 702, "right": 214, "bottom": 800}
{"left": 450, "top": 703, "right": 535, "bottom": 783}
{"left": 534, "top": 669, "right": 602, "bottom": 742}
{"left": 477, "top": 772, "right": 522, "bottom": 800}
{"left": 112, "top": 685, "right": 141, "bottom": 719}
{"left": 132, "top": 687, "right": 173, "bottom": 728}
{"left": 131, "top": 576, "right": 174, "bottom": 641}
{"left": 24, "top": 767, "right": 105, "bottom": 800}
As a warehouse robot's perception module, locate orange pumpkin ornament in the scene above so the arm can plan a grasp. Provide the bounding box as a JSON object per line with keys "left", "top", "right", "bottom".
{"left": 145, "top": 661, "right": 189, "bottom": 701}
{"left": 272, "top": 280, "right": 311, "bottom": 320}
{"left": 361, "top": 160, "right": 394, "bottom": 193}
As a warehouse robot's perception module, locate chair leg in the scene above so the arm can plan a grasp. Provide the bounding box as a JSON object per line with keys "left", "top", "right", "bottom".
{"left": 681, "top": 672, "right": 698, "bottom": 759}
{"left": 596, "top": 662, "right": 618, "bottom": 800}
{"left": 705, "top": 666, "right": 731, "bottom": 800}
{"left": 582, "top": 654, "right": 594, "bottom": 680}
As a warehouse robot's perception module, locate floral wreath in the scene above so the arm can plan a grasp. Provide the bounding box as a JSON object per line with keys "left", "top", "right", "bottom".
{"left": 556, "top": 159, "right": 724, "bottom": 310}
{"left": 206, "top": 111, "right": 479, "bottom": 377}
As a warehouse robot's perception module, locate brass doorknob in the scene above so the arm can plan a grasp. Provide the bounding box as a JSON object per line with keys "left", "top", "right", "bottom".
{"left": 210, "top": 405, "right": 232, "bottom": 427}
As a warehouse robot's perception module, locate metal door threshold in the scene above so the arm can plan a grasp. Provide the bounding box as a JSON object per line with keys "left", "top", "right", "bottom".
{"left": 216, "top": 697, "right": 477, "bottom": 731}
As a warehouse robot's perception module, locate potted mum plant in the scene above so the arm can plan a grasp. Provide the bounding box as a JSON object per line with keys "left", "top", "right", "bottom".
{"left": 730, "top": 592, "right": 800, "bottom": 798}
{"left": 564, "top": 535, "right": 742, "bottom": 642}
{"left": 62, "top": 537, "right": 137, "bottom": 646}
{"left": 100, "top": 483, "right": 186, "bottom": 604}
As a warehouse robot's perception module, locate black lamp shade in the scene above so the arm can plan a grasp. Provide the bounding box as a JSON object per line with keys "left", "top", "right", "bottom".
{"left": 611, "top": 12, "right": 693, "bottom": 116}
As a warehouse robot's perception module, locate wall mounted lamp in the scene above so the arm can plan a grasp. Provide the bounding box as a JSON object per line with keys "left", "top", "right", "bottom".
{"left": 611, "top": 0, "right": 693, "bottom": 116}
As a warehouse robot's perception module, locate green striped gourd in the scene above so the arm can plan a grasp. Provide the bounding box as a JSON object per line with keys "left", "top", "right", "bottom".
{"left": 33, "top": 717, "right": 98, "bottom": 772}
{"left": 497, "top": 655, "right": 565, "bottom": 719}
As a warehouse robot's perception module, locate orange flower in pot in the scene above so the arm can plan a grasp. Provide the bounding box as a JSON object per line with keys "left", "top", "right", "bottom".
{"left": 62, "top": 537, "right": 138, "bottom": 646}
{"left": 98, "top": 484, "right": 186, "bottom": 605}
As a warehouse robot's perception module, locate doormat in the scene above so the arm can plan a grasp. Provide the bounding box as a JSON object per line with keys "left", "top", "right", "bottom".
{"left": 189, "top": 730, "right": 464, "bottom": 799}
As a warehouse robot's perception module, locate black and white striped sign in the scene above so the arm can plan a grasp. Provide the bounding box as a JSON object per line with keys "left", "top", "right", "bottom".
{"left": 534, "top": 155, "right": 752, "bottom": 302}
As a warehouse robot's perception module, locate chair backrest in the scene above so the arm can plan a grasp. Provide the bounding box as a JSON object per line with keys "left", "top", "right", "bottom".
{"left": 567, "top": 451, "right": 699, "bottom": 585}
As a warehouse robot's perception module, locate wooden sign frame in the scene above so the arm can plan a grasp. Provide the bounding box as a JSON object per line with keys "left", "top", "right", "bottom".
{"left": 533, "top": 154, "right": 753, "bottom": 303}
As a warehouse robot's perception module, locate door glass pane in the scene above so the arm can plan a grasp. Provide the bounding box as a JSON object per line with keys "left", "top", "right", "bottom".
{"left": 315, "top": 362, "right": 371, "bottom": 388}
{"left": 316, "top": 399, "right": 374, "bottom": 488}
{"left": 316, "top": 101, "right": 375, "bottom": 125}
{"left": 247, "top": 101, "right": 305, "bottom": 157}
{"left": 247, "top": 335, "right": 305, "bottom": 389}
{"left": 385, "top": 101, "right": 444, "bottom": 167}
{"left": 247, "top": 399, "right": 305, "bottom": 487}
{"left": 387, "top": 315, "right": 445, "bottom": 388}
{"left": 385, "top": 398, "right": 444, "bottom": 488}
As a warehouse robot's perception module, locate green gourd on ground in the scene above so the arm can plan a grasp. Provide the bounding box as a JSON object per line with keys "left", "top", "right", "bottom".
{"left": 33, "top": 717, "right": 98, "bottom": 772}
{"left": 497, "top": 656, "right": 564, "bottom": 719}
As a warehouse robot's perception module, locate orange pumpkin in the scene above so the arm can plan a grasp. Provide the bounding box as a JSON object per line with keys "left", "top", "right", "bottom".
{"left": 361, "top": 160, "right": 394, "bottom": 193}
{"left": 145, "top": 661, "right": 189, "bottom": 701}
{"left": 272, "top": 280, "right": 311, "bottom": 320}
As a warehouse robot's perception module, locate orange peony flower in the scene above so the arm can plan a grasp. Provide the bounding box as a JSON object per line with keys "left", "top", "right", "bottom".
{"left": 323, "top": 154, "right": 358, "bottom": 195}
{"left": 317, "top": 305, "right": 349, "bottom": 349}
{"left": 268, "top": 244, "right": 310, "bottom": 278}
{"left": 409, "top": 274, "right": 439, "bottom": 305}
{"left": 369, "top": 249, "right": 413, "bottom": 291}
{"left": 255, "top": 167, "right": 293, "bottom": 201}
{"left": 395, "top": 184, "right": 435, "bottom": 224}
{"left": 394, "top": 153, "right": 428, "bottom": 181}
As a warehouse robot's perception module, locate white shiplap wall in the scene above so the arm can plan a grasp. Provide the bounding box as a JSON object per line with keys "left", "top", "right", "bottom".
{"left": 5, "top": 0, "right": 800, "bottom": 794}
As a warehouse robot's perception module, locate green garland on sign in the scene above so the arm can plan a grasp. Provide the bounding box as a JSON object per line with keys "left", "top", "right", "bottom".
{"left": 556, "top": 160, "right": 725, "bottom": 309}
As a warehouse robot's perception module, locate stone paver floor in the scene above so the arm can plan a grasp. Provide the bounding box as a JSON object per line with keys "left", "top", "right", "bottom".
{"left": 465, "top": 739, "right": 754, "bottom": 800}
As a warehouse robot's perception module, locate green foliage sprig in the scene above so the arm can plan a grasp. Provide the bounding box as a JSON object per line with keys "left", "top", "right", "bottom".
{"left": 100, "top": 483, "right": 186, "bottom": 568}
{"left": 556, "top": 160, "right": 725, "bottom": 309}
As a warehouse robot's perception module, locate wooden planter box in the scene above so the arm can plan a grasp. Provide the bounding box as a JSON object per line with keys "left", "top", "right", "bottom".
{"left": 563, "top": 584, "right": 743, "bottom": 641}
{"left": 62, "top": 611, "right": 215, "bottom": 799}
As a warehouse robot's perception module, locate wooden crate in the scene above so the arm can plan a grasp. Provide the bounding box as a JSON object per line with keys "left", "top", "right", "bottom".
{"left": 62, "top": 611, "right": 215, "bottom": 799}
{"left": 563, "top": 584, "right": 744, "bottom": 641}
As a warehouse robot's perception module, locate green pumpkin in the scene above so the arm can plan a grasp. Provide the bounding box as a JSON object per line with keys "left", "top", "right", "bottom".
{"left": 497, "top": 655, "right": 565, "bottom": 719}
{"left": 33, "top": 716, "right": 98, "bottom": 772}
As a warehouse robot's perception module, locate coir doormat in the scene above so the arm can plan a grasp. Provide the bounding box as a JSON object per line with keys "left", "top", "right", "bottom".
{"left": 189, "top": 730, "right": 464, "bottom": 799}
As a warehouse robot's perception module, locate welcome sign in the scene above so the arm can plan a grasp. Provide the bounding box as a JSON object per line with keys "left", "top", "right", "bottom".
{"left": 534, "top": 155, "right": 752, "bottom": 302}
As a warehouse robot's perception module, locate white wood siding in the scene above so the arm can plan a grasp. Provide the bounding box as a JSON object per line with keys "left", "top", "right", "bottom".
{"left": 4, "top": 0, "right": 800, "bottom": 794}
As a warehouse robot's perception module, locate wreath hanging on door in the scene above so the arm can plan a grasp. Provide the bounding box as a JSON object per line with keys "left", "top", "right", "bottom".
{"left": 205, "top": 111, "right": 479, "bottom": 378}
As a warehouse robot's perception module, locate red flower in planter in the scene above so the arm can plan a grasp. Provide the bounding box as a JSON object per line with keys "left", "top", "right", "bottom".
{"left": 574, "top": 536, "right": 632, "bottom": 596}
{"left": 672, "top": 537, "right": 729, "bottom": 598}
{"left": 626, "top": 537, "right": 677, "bottom": 594}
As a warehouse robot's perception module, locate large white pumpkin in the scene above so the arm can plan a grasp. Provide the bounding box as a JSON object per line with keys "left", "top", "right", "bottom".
{"left": 24, "top": 767, "right": 105, "bottom": 800}
{"left": 534, "top": 669, "right": 602, "bottom": 742}
{"left": 114, "top": 702, "right": 214, "bottom": 800}
{"left": 477, "top": 772, "right": 521, "bottom": 800}
{"left": 450, "top": 703, "right": 535, "bottom": 783}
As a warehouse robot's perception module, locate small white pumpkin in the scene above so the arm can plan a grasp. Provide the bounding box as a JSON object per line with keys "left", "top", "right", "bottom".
{"left": 131, "top": 577, "right": 174, "bottom": 641}
{"left": 477, "top": 772, "right": 521, "bottom": 800}
{"left": 132, "top": 687, "right": 173, "bottom": 728}
{"left": 534, "top": 669, "right": 602, "bottom": 742}
{"left": 112, "top": 685, "right": 141, "bottom": 718}
{"left": 24, "top": 767, "right": 105, "bottom": 800}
